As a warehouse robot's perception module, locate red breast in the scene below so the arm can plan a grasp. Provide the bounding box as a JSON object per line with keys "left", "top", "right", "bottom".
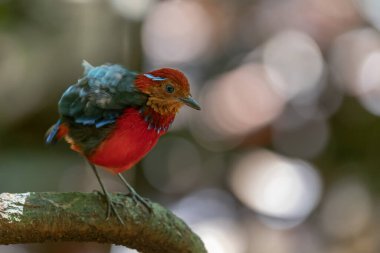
{"left": 87, "top": 108, "right": 167, "bottom": 173}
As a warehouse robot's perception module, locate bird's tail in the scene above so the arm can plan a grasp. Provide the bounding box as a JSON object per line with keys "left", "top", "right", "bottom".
{"left": 45, "top": 119, "right": 68, "bottom": 144}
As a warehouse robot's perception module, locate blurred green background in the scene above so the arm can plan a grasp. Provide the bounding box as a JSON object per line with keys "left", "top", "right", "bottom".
{"left": 0, "top": 0, "right": 380, "bottom": 252}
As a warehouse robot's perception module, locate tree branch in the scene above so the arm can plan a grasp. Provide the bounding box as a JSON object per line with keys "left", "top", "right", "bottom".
{"left": 0, "top": 192, "right": 206, "bottom": 253}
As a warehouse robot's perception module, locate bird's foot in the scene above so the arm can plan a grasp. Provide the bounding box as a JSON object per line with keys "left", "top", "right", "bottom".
{"left": 117, "top": 173, "right": 152, "bottom": 213}
{"left": 126, "top": 188, "right": 152, "bottom": 213}
{"left": 94, "top": 190, "right": 124, "bottom": 224}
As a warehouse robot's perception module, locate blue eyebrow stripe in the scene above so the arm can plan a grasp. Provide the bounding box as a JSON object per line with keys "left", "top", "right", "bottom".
{"left": 144, "top": 73, "right": 166, "bottom": 81}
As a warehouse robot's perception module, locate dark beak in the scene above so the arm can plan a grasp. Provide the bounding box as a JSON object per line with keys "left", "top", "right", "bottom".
{"left": 179, "top": 96, "right": 201, "bottom": 110}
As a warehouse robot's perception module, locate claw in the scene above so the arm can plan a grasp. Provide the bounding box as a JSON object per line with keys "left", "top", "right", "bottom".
{"left": 97, "top": 190, "right": 124, "bottom": 224}
{"left": 127, "top": 188, "right": 152, "bottom": 212}
{"left": 118, "top": 173, "right": 152, "bottom": 213}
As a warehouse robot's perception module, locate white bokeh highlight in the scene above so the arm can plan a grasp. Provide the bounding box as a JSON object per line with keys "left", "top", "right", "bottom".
{"left": 263, "top": 30, "right": 324, "bottom": 100}
{"left": 357, "top": 51, "right": 380, "bottom": 116}
{"left": 142, "top": 1, "right": 212, "bottom": 64}
{"left": 231, "top": 150, "right": 322, "bottom": 224}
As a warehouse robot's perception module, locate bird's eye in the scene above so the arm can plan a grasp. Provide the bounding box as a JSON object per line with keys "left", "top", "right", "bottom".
{"left": 165, "top": 84, "right": 175, "bottom": 94}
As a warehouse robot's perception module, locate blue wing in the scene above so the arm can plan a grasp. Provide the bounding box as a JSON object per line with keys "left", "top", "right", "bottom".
{"left": 58, "top": 61, "right": 148, "bottom": 128}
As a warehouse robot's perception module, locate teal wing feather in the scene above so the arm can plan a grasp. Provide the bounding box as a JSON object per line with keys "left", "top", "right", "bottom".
{"left": 58, "top": 61, "right": 147, "bottom": 128}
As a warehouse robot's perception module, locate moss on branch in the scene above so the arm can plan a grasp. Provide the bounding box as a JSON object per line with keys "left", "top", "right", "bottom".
{"left": 0, "top": 192, "right": 206, "bottom": 253}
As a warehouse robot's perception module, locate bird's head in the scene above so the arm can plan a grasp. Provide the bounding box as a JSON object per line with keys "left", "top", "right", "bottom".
{"left": 135, "top": 68, "right": 201, "bottom": 115}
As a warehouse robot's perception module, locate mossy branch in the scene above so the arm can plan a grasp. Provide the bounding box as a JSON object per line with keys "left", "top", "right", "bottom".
{"left": 0, "top": 192, "right": 206, "bottom": 253}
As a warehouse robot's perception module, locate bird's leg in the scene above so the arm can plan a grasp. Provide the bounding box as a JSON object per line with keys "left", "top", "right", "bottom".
{"left": 117, "top": 173, "right": 152, "bottom": 212}
{"left": 88, "top": 162, "right": 124, "bottom": 224}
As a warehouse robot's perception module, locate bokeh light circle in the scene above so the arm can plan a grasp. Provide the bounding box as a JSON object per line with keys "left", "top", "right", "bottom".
{"left": 110, "top": 0, "right": 154, "bottom": 21}
{"left": 231, "top": 150, "right": 322, "bottom": 222}
{"left": 263, "top": 30, "right": 324, "bottom": 100}
{"left": 320, "top": 178, "right": 373, "bottom": 239}
{"left": 190, "top": 63, "right": 285, "bottom": 150}
{"left": 143, "top": 136, "right": 202, "bottom": 194}
{"left": 357, "top": 51, "right": 380, "bottom": 116}
{"left": 142, "top": 1, "right": 212, "bottom": 64}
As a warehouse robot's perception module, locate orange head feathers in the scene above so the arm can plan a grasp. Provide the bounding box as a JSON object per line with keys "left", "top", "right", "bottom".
{"left": 135, "top": 68, "right": 201, "bottom": 115}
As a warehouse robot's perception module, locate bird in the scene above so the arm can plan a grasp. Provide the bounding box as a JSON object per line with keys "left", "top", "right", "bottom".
{"left": 46, "top": 60, "right": 201, "bottom": 223}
